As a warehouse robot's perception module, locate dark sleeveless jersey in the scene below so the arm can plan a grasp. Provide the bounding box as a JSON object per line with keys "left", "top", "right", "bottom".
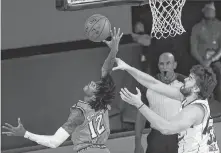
{"left": 71, "top": 100, "right": 110, "bottom": 151}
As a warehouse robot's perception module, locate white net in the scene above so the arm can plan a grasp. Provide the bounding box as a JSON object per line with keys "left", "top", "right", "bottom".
{"left": 149, "top": 0, "right": 186, "bottom": 39}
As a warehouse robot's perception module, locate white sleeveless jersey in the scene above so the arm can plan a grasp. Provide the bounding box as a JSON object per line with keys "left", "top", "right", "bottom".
{"left": 178, "top": 99, "right": 220, "bottom": 153}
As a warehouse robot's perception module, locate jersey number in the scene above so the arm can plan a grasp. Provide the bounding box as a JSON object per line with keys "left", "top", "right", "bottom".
{"left": 89, "top": 114, "right": 105, "bottom": 139}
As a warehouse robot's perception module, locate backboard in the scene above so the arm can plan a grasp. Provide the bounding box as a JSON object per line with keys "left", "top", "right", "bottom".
{"left": 56, "top": 0, "right": 147, "bottom": 11}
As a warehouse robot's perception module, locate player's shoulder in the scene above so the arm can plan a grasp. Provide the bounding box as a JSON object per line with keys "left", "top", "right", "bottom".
{"left": 72, "top": 100, "right": 92, "bottom": 113}
{"left": 191, "top": 99, "right": 210, "bottom": 126}
{"left": 192, "top": 99, "right": 209, "bottom": 106}
{"left": 184, "top": 99, "right": 209, "bottom": 114}
{"left": 182, "top": 99, "right": 208, "bottom": 113}
{"left": 183, "top": 99, "right": 208, "bottom": 107}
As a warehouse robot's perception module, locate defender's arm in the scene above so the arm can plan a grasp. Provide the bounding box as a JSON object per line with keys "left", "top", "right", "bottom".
{"left": 138, "top": 103, "right": 205, "bottom": 135}
{"left": 126, "top": 66, "right": 184, "bottom": 101}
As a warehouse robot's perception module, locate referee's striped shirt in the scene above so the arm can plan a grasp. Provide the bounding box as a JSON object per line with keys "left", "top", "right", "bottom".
{"left": 146, "top": 74, "right": 185, "bottom": 120}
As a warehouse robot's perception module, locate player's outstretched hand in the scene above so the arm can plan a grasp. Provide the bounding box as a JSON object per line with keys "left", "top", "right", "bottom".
{"left": 2, "top": 118, "right": 26, "bottom": 137}
{"left": 120, "top": 87, "right": 143, "bottom": 108}
{"left": 112, "top": 58, "right": 130, "bottom": 71}
{"left": 103, "top": 27, "right": 123, "bottom": 51}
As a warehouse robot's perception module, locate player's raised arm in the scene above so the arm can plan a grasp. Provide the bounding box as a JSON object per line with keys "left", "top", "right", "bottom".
{"left": 101, "top": 27, "right": 123, "bottom": 78}
{"left": 2, "top": 108, "right": 84, "bottom": 148}
{"left": 113, "top": 58, "right": 184, "bottom": 101}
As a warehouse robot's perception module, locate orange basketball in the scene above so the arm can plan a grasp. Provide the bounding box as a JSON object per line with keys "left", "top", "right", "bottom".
{"left": 84, "top": 14, "right": 111, "bottom": 42}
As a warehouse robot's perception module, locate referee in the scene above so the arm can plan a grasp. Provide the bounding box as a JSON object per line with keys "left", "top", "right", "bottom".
{"left": 134, "top": 53, "right": 186, "bottom": 153}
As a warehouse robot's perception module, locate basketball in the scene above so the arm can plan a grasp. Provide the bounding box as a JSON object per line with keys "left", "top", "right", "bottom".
{"left": 84, "top": 14, "right": 111, "bottom": 42}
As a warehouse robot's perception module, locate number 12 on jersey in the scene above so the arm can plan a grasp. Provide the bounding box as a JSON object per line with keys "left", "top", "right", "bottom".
{"left": 89, "top": 114, "right": 105, "bottom": 139}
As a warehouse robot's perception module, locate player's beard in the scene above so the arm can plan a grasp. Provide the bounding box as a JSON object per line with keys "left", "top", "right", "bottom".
{"left": 180, "top": 86, "right": 192, "bottom": 97}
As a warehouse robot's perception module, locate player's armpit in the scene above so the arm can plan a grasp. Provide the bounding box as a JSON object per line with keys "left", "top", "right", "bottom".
{"left": 163, "top": 104, "right": 205, "bottom": 135}
{"left": 62, "top": 108, "right": 85, "bottom": 135}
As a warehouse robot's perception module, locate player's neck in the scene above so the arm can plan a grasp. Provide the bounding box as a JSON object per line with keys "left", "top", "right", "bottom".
{"left": 83, "top": 96, "right": 91, "bottom": 103}
{"left": 182, "top": 93, "right": 198, "bottom": 107}
{"left": 186, "top": 93, "right": 198, "bottom": 103}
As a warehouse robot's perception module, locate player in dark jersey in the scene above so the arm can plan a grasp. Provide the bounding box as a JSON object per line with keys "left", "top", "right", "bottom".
{"left": 2, "top": 27, "right": 123, "bottom": 153}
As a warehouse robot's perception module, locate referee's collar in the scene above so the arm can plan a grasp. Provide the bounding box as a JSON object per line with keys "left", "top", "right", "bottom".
{"left": 156, "top": 73, "right": 177, "bottom": 84}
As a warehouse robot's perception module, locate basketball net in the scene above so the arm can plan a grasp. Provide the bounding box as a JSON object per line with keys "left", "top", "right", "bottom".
{"left": 149, "top": 0, "right": 186, "bottom": 39}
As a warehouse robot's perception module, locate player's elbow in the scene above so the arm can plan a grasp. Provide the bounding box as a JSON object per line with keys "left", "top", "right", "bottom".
{"left": 49, "top": 138, "right": 63, "bottom": 148}
{"left": 49, "top": 142, "right": 61, "bottom": 148}
{"left": 160, "top": 128, "right": 177, "bottom": 135}
{"left": 160, "top": 129, "right": 176, "bottom": 135}
{"left": 49, "top": 145, "right": 58, "bottom": 149}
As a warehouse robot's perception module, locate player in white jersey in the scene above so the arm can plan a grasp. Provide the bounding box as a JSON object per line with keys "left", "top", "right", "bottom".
{"left": 113, "top": 58, "right": 220, "bottom": 153}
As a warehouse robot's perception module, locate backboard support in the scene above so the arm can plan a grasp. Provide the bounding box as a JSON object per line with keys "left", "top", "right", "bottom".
{"left": 56, "top": 0, "right": 148, "bottom": 11}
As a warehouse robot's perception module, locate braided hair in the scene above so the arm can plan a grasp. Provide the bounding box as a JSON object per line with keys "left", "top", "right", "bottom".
{"left": 89, "top": 74, "right": 116, "bottom": 112}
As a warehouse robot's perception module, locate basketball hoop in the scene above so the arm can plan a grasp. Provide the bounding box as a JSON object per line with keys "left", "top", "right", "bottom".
{"left": 56, "top": 0, "right": 186, "bottom": 39}
{"left": 149, "top": 0, "right": 186, "bottom": 39}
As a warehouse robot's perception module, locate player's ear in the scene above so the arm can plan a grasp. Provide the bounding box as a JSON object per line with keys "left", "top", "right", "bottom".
{"left": 193, "top": 85, "right": 200, "bottom": 93}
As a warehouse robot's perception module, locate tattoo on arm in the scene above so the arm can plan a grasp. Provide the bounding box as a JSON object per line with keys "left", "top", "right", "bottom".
{"left": 102, "top": 49, "right": 118, "bottom": 77}
{"left": 102, "top": 57, "right": 116, "bottom": 73}
{"left": 62, "top": 108, "right": 85, "bottom": 135}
